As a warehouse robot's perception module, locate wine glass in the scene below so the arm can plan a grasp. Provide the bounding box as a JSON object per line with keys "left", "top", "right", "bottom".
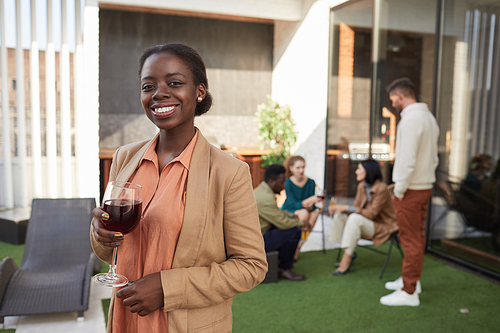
{"left": 315, "top": 187, "right": 325, "bottom": 210}
{"left": 329, "top": 196, "right": 338, "bottom": 216}
{"left": 93, "top": 181, "right": 142, "bottom": 287}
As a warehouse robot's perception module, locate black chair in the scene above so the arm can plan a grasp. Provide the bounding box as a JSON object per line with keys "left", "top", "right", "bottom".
{"left": 336, "top": 231, "right": 404, "bottom": 279}
{"left": 261, "top": 251, "right": 279, "bottom": 283}
{"left": 0, "top": 198, "right": 98, "bottom": 327}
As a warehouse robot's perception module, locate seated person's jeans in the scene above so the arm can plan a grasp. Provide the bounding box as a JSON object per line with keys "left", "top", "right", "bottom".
{"left": 263, "top": 226, "right": 301, "bottom": 270}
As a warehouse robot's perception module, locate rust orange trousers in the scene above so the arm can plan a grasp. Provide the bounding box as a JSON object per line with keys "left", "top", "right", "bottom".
{"left": 393, "top": 189, "right": 432, "bottom": 294}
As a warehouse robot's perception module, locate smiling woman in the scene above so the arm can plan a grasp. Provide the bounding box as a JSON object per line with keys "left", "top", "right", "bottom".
{"left": 89, "top": 43, "right": 267, "bottom": 333}
{"left": 139, "top": 52, "right": 206, "bottom": 169}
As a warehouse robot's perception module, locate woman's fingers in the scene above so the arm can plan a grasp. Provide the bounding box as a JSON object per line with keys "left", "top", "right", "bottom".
{"left": 302, "top": 221, "right": 311, "bottom": 231}
{"left": 116, "top": 273, "right": 164, "bottom": 316}
{"left": 92, "top": 207, "right": 124, "bottom": 247}
{"left": 121, "top": 293, "right": 137, "bottom": 307}
{"left": 116, "top": 284, "right": 134, "bottom": 299}
{"left": 93, "top": 206, "right": 109, "bottom": 220}
{"left": 124, "top": 296, "right": 152, "bottom": 316}
{"left": 329, "top": 205, "right": 339, "bottom": 214}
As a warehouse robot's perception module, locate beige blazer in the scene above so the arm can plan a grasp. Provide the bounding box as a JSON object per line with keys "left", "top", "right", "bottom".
{"left": 353, "top": 180, "right": 398, "bottom": 246}
{"left": 91, "top": 131, "right": 267, "bottom": 333}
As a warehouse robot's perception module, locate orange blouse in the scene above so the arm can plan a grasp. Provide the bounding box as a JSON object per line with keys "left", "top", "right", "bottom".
{"left": 113, "top": 131, "right": 198, "bottom": 333}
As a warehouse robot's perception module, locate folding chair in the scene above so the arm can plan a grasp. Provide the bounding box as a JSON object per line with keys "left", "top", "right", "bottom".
{"left": 336, "top": 231, "right": 404, "bottom": 279}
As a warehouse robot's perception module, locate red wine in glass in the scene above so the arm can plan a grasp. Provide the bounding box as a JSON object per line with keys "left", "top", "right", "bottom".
{"left": 102, "top": 199, "right": 142, "bottom": 234}
{"left": 93, "top": 181, "right": 142, "bottom": 288}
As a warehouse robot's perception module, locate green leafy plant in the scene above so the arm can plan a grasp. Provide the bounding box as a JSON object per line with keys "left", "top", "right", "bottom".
{"left": 255, "top": 96, "right": 298, "bottom": 167}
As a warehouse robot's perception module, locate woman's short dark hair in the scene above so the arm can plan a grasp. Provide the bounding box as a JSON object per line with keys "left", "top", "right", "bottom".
{"left": 138, "top": 43, "right": 213, "bottom": 116}
{"left": 265, "top": 165, "right": 286, "bottom": 182}
{"left": 361, "top": 159, "right": 382, "bottom": 185}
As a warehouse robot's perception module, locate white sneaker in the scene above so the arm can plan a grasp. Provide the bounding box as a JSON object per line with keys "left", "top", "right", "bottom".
{"left": 380, "top": 289, "right": 420, "bottom": 306}
{"left": 385, "top": 276, "right": 422, "bottom": 293}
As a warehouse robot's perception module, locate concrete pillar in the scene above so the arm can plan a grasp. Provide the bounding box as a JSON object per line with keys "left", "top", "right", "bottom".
{"left": 76, "top": 0, "right": 100, "bottom": 202}
{"left": 272, "top": 0, "right": 347, "bottom": 189}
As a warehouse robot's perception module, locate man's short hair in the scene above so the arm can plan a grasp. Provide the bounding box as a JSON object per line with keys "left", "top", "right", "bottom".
{"left": 386, "top": 77, "right": 416, "bottom": 99}
{"left": 265, "top": 164, "right": 286, "bottom": 182}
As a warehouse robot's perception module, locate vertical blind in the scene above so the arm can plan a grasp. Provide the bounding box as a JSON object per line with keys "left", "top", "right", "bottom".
{"left": 0, "top": 0, "right": 99, "bottom": 208}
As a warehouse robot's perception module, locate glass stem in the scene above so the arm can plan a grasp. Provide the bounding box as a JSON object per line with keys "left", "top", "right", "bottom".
{"left": 108, "top": 246, "right": 119, "bottom": 277}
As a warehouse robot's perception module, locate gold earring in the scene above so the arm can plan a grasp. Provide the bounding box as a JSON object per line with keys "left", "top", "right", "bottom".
{"left": 197, "top": 97, "right": 202, "bottom": 102}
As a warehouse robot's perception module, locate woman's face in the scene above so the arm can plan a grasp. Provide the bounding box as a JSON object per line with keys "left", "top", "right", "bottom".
{"left": 140, "top": 52, "right": 206, "bottom": 131}
{"left": 290, "top": 160, "right": 305, "bottom": 178}
{"left": 355, "top": 163, "right": 367, "bottom": 182}
{"left": 482, "top": 159, "right": 493, "bottom": 171}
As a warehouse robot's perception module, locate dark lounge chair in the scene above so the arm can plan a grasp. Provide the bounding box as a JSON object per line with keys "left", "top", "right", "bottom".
{"left": 0, "top": 198, "right": 97, "bottom": 328}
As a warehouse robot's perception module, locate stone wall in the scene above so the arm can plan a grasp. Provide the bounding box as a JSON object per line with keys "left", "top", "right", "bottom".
{"left": 99, "top": 9, "right": 273, "bottom": 148}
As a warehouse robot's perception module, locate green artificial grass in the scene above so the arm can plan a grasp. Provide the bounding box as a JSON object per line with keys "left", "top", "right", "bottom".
{"left": 98, "top": 261, "right": 110, "bottom": 274}
{"left": 0, "top": 242, "right": 25, "bottom": 333}
{"left": 102, "top": 298, "right": 110, "bottom": 328}
{"left": 0, "top": 242, "right": 24, "bottom": 268}
{"left": 232, "top": 245, "right": 500, "bottom": 333}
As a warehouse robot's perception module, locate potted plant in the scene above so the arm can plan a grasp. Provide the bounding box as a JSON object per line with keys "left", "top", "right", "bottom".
{"left": 255, "top": 96, "right": 298, "bottom": 167}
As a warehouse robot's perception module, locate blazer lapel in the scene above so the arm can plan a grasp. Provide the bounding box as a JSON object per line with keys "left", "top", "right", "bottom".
{"left": 358, "top": 184, "right": 367, "bottom": 208}
{"left": 172, "top": 132, "right": 210, "bottom": 268}
{"left": 115, "top": 137, "right": 156, "bottom": 184}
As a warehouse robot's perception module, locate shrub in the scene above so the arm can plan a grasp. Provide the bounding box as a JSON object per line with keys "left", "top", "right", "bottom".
{"left": 255, "top": 96, "right": 297, "bottom": 167}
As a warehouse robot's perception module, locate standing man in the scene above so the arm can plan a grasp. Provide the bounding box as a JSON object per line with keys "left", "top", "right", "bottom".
{"left": 380, "top": 78, "right": 439, "bottom": 306}
{"left": 254, "top": 164, "right": 309, "bottom": 281}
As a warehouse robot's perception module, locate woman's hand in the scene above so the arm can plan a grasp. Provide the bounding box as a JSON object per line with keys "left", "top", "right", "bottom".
{"left": 328, "top": 204, "right": 349, "bottom": 215}
{"left": 92, "top": 207, "right": 123, "bottom": 247}
{"left": 302, "top": 195, "right": 321, "bottom": 208}
{"left": 301, "top": 220, "right": 312, "bottom": 232}
{"left": 116, "top": 272, "right": 164, "bottom": 316}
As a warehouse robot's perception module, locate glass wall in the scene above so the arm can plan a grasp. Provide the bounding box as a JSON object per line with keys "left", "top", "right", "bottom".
{"left": 429, "top": 0, "right": 500, "bottom": 278}
{"left": 326, "top": 0, "right": 437, "bottom": 196}
{"left": 327, "top": 0, "right": 500, "bottom": 279}
{"left": 327, "top": 0, "right": 373, "bottom": 198}
{"left": 374, "top": 0, "right": 437, "bottom": 184}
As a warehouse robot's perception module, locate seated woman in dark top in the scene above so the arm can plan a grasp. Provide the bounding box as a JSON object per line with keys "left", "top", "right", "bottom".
{"left": 281, "top": 155, "right": 322, "bottom": 261}
{"left": 328, "top": 159, "right": 398, "bottom": 275}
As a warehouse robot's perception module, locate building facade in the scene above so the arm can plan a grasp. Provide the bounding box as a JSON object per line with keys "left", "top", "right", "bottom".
{"left": 1, "top": 0, "right": 499, "bottom": 278}
{"left": 326, "top": 0, "right": 500, "bottom": 279}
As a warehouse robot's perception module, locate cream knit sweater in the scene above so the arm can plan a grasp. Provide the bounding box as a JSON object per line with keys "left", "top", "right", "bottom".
{"left": 393, "top": 103, "right": 440, "bottom": 199}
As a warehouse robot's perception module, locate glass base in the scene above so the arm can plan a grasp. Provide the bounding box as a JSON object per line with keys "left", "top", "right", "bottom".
{"left": 93, "top": 272, "right": 129, "bottom": 287}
